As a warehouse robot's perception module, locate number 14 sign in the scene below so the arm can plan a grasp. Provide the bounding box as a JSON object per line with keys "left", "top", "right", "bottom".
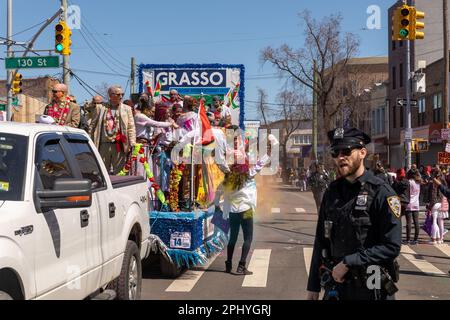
{"left": 170, "top": 232, "right": 191, "bottom": 249}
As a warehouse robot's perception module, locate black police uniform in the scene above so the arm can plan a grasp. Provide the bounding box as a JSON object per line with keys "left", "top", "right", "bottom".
{"left": 306, "top": 128, "right": 402, "bottom": 300}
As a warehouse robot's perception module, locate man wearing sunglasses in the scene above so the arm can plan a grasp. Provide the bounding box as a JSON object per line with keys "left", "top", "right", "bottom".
{"left": 89, "top": 85, "right": 136, "bottom": 174}
{"left": 307, "top": 127, "right": 401, "bottom": 300}
{"left": 43, "top": 83, "right": 80, "bottom": 128}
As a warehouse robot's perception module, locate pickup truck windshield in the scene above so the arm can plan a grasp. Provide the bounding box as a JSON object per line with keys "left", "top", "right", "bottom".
{"left": 0, "top": 134, "right": 28, "bottom": 201}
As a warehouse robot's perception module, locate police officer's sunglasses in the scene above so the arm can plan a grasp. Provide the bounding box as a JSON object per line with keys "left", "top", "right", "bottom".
{"left": 330, "top": 147, "right": 362, "bottom": 158}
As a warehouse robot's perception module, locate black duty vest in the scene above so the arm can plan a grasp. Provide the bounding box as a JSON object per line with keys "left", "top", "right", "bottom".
{"left": 325, "top": 178, "right": 381, "bottom": 260}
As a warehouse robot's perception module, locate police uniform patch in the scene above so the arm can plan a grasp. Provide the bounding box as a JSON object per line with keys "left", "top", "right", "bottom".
{"left": 387, "top": 196, "right": 401, "bottom": 218}
{"left": 0, "top": 181, "right": 9, "bottom": 192}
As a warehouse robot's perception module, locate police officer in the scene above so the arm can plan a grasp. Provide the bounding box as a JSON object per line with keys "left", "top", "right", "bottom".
{"left": 306, "top": 128, "right": 402, "bottom": 300}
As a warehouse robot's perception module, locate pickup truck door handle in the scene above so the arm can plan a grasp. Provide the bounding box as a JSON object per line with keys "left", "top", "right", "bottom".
{"left": 109, "top": 203, "right": 116, "bottom": 218}
{"left": 80, "top": 210, "right": 90, "bottom": 228}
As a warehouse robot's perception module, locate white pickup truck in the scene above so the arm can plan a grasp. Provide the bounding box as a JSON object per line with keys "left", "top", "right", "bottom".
{"left": 0, "top": 123, "right": 151, "bottom": 300}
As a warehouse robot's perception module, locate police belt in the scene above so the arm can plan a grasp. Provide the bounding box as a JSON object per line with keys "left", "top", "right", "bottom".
{"left": 329, "top": 261, "right": 396, "bottom": 288}
{"left": 345, "top": 266, "right": 369, "bottom": 287}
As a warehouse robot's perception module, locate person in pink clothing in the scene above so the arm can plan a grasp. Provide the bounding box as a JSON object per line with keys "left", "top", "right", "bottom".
{"left": 428, "top": 169, "right": 448, "bottom": 244}
{"left": 405, "top": 171, "right": 422, "bottom": 244}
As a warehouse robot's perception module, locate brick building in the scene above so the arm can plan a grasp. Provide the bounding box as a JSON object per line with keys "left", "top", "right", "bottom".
{"left": 363, "top": 82, "right": 390, "bottom": 166}
{"left": 0, "top": 76, "right": 59, "bottom": 103}
{"left": 0, "top": 76, "right": 59, "bottom": 123}
{"left": 388, "top": 1, "right": 449, "bottom": 168}
{"left": 319, "top": 57, "right": 389, "bottom": 162}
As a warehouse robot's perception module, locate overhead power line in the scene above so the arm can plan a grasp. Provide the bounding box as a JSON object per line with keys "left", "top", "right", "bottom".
{"left": 78, "top": 27, "right": 127, "bottom": 76}
{"left": 12, "top": 19, "right": 47, "bottom": 37}
{"left": 70, "top": 68, "right": 129, "bottom": 78}
{"left": 78, "top": 24, "right": 129, "bottom": 72}
{"left": 67, "top": 0, "right": 129, "bottom": 71}
{"left": 63, "top": 66, "right": 105, "bottom": 98}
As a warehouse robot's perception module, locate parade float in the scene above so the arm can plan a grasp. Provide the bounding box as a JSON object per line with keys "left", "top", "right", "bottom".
{"left": 132, "top": 64, "right": 245, "bottom": 277}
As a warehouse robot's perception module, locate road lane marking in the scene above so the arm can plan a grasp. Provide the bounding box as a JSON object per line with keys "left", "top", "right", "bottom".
{"left": 295, "top": 208, "right": 306, "bottom": 213}
{"left": 242, "top": 249, "right": 271, "bottom": 288}
{"left": 271, "top": 208, "right": 280, "bottom": 214}
{"left": 435, "top": 244, "right": 450, "bottom": 257}
{"left": 401, "top": 245, "right": 446, "bottom": 276}
{"left": 165, "top": 254, "right": 219, "bottom": 292}
{"left": 303, "top": 247, "right": 313, "bottom": 276}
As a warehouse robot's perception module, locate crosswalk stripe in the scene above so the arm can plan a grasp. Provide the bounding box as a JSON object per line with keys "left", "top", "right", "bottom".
{"left": 303, "top": 247, "right": 313, "bottom": 276}
{"left": 295, "top": 208, "right": 306, "bottom": 213}
{"left": 435, "top": 244, "right": 450, "bottom": 258}
{"left": 242, "top": 249, "right": 271, "bottom": 288}
{"left": 401, "top": 245, "right": 446, "bottom": 276}
{"left": 271, "top": 208, "right": 281, "bottom": 214}
{"left": 165, "top": 254, "right": 219, "bottom": 292}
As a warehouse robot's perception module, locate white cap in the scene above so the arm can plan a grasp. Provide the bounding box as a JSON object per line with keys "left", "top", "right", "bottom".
{"left": 38, "top": 115, "right": 56, "bottom": 124}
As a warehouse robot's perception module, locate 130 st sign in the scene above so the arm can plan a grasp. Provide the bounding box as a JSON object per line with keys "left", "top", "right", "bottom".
{"left": 5, "top": 56, "right": 60, "bottom": 69}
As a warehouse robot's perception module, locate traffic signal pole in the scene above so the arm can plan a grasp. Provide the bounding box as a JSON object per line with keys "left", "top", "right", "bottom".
{"left": 6, "top": 0, "right": 13, "bottom": 121}
{"left": 406, "top": 38, "right": 412, "bottom": 170}
{"left": 444, "top": 0, "right": 449, "bottom": 128}
{"left": 61, "top": 0, "right": 70, "bottom": 89}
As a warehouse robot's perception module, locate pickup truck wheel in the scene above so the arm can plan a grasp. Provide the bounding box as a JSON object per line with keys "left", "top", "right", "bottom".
{"left": 110, "top": 240, "right": 142, "bottom": 300}
{"left": 160, "top": 255, "right": 182, "bottom": 278}
{"left": 0, "top": 291, "right": 13, "bottom": 300}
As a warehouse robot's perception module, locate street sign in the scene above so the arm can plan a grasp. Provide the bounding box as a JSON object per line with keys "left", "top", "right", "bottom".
{"left": 0, "top": 104, "right": 5, "bottom": 112}
{"left": 438, "top": 152, "right": 450, "bottom": 165}
{"left": 405, "top": 128, "right": 413, "bottom": 140}
{"left": 397, "top": 98, "right": 418, "bottom": 107}
{"left": 442, "top": 129, "right": 450, "bottom": 140}
{"left": 5, "top": 56, "right": 60, "bottom": 69}
{"left": 446, "top": 143, "right": 450, "bottom": 153}
{"left": 244, "top": 120, "right": 261, "bottom": 129}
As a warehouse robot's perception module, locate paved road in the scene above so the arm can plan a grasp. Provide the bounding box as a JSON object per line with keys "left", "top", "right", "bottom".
{"left": 141, "top": 182, "right": 450, "bottom": 300}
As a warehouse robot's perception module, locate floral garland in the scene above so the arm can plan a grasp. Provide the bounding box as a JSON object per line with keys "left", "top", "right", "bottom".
{"left": 103, "top": 107, "right": 121, "bottom": 142}
{"left": 169, "top": 163, "right": 185, "bottom": 212}
{"left": 47, "top": 97, "right": 71, "bottom": 126}
{"left": 118, "top": 144, "right": 167, "bottom": 206}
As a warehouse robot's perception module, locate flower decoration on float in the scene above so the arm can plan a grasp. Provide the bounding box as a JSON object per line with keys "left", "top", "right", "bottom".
{"left": 168, "top": 163, "right": 185, "bottom": 212}
{"left": 118, "top": 143, "right": 167, "bottom": 205}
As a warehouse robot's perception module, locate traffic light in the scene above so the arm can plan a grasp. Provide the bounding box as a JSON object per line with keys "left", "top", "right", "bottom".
{"left": 411, "top": 8, "right": 425, "bottom": 40}
{"left": 12, "top": 73, "right": 22, "bottom": 95}
{"left": 411, "top": 139, "right": 429, "bottom": 153}
{"left": 392, "top": 5, "right": 412, "bottom": 40}
{"left": 392, "top": 5, "right": 425, "bottom": 40}
{"left": 55, "top": 21, "right": 72, "bottom": 55}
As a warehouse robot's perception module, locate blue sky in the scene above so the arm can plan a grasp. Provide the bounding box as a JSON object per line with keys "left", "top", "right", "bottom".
{"left": 0, "top": 0, "right": 394, "bottom": 120}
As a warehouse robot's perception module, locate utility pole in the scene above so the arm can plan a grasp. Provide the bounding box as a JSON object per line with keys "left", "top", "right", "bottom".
{"left": 404, "top": 0, "right": 413, "bottom": 170}
{"left": 312, "top": 60, "right": 318, "bottom": 161}
{"left": 6, "top": 0, "right": 13, "bottom": 121}
{"left": 61, "top": 0, "right": 70, "bottom": 90}
{"left": 444, "top": 0, "right": 449, "bottom": 128}
{"left": 131, "top": 57, "right": 136, "bottom": 95}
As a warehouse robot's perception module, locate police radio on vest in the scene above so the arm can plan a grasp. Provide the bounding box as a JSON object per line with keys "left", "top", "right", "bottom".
{"left": 155, "top": 71, "right": 225, "bottom": 87}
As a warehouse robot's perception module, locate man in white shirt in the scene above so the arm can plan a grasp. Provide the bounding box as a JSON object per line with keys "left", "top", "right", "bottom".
{"left": 211, "top": 96, "right": 232, "bottom": 127}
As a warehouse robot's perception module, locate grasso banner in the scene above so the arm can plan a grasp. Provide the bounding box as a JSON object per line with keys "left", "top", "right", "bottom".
{"left": 138, "top": 64, "right": 245, "bottom": 128}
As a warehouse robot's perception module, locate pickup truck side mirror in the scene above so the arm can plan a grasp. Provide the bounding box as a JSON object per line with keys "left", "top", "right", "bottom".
{"left": 36, "top": 179, "right": 92, "bottom": 211}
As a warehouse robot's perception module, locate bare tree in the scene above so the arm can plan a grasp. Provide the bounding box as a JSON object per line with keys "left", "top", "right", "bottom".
{"left": 95, "top": 82, "right": 110, "bottom": 98}
{"left": 275, "top": 89, "right": 311, "bottom": 182}
{"left": 261, "top": 10, "right": 360, "bottom": 164}
{"left": 329, "top": 66, "right": 370, "bottom": 129}
{"left": 257, "top": 88, "right": 269, "bottom": 126}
